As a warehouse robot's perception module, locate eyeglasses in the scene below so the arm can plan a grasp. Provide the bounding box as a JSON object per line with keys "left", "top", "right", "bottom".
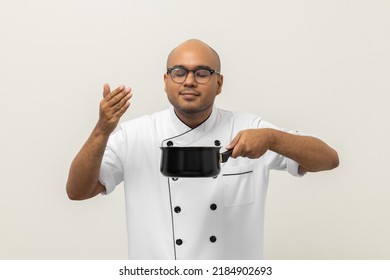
{"left": 167, "top": 67, "right": 220, "bottom": 84}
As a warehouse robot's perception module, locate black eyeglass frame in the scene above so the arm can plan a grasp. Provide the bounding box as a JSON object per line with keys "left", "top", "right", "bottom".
{"left": 166, "top": 67, "right": 221, "bottom": 84}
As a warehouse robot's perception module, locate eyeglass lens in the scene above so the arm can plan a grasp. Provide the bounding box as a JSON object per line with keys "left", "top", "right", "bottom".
{"left": 170, "top": 68, "right": 212, "bottom": 84}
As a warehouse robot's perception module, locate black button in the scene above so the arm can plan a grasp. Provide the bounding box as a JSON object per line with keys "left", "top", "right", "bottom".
{"left": 176, "top": 239, "right": 183, "bottom": 246}
{"left": 174, "top": 206, "right": 181, "bottom": 213}
{"left": 210, "top": 236, "right": 217, "bottom": 243}
{"left": 172, "top": 177, "right": 178, "bottom": 181}
{"left": 167, "top": 141, "right": 173, "bottom": 147}
{"left": 210, "top": 203, "right": 217, "bottom": 211}
{"left": 214, "top": 140, "right": 221, "bottom": 146}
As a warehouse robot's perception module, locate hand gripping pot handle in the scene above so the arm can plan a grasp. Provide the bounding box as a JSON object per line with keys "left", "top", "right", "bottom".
{"left": 220, "top": 149, "right": 233, "bottom": 163}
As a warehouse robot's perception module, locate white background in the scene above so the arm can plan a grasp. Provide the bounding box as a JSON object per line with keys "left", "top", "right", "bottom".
{"left": 0, "top": 0, "right": 389, "bottom": 259}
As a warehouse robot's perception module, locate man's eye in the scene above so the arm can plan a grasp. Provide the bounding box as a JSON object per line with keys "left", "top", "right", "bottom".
{"left": 172, "top": 69, "right": 187, "bottom": 77}
{"left": 196, "top": 70, "right": 210, "bottom": 77}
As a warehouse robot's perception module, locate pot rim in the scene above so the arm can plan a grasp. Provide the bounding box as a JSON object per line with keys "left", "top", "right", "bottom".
{"left": 160, "top": 146, "right": 221, "bottom": 150}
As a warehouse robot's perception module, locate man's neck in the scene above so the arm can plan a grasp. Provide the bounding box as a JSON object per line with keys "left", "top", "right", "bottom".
{"left": 174, "top": 107, "right": 213, "bottom": 129}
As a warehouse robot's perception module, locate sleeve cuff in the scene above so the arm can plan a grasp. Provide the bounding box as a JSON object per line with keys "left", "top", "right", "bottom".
{"left": 287, "top": 157, "right": 304, "bottom": 177}
{"left": 99, "top": 168, "right": 116, "bottom": 195}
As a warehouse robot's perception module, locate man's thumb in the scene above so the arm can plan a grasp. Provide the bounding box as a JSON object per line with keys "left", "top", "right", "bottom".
{"left": 226, "top": 132, "right": 241, "bottom": 150}
{"left": 103, "top": 83, "right": 110, "bottom": 98}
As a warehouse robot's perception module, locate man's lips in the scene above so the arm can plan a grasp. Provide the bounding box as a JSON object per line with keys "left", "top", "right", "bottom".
{"left": 179, "top": 90, "right": 200, "bottom": 100}
{"left": 179, "top": 90, "right": 200, "bottom": 96}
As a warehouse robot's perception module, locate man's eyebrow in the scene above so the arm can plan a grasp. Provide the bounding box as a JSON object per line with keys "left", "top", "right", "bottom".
{"left": 170, "top": 64, "right": 213, "bottom": 70}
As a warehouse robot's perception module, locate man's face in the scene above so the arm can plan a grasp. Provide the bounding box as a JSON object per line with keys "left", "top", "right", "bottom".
{"left": 164, "top": 42, "right": 223, "bottom": 118}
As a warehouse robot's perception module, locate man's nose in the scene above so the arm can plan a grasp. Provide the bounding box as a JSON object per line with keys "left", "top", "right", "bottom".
{"left": 183, "top": 71, "right": 197, "bottom": 87}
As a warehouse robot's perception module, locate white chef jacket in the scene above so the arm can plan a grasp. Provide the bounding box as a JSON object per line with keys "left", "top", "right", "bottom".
{"left": 99, "top": 106, "right": 302, "bottom": 260}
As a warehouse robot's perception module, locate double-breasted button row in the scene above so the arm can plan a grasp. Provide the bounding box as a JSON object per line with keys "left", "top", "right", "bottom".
{"left": 174, "top": 204, "right": 217, "bottom": 213}
{"left": 175, "top": 236, "right": 217, "bottom": 246}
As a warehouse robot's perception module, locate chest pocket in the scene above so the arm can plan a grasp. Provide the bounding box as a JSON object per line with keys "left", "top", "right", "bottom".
{"left": 221, "top": 164, "right": 255, "bottom": 207}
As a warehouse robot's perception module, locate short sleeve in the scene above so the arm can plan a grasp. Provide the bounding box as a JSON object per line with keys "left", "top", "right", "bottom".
{"left": 99, "top": 127, "right": 127, "bottom": 195}
{"left": 257, "top": 120, "right": 305, "bottom": 177}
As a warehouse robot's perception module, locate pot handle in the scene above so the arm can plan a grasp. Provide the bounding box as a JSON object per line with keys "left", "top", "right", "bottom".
{"left": 220, "top": 149, "right": 233, "bottom": 163}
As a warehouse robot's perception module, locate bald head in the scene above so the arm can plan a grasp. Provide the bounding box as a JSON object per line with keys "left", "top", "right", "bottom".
{"left": 167, "top": 39, "right": 221, "bottom": 72}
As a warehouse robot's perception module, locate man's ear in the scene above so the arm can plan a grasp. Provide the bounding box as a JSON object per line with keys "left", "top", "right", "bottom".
{"left": 163, "top": 73, "right": 168, "bottom": 93}
{"left": 216, "top": 75, "right": 224, "bottom": 95}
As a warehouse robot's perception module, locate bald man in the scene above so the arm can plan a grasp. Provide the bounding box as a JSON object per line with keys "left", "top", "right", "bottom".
{"left": 66, "top": 39, "right": 339, "bottom": 259}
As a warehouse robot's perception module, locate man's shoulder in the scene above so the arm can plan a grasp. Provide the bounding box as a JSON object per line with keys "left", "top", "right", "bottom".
{"left": 219, "top": 108, "right": 282, "bottom": 130}
{"left": 216, "top": 107, "right": 262, "bottom": 124}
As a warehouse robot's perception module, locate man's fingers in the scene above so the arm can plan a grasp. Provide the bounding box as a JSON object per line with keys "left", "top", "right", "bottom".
{"left": 100, "top": 84, "right": 132, "bottom": 117}
{"left": 225, "top": 129, "right": 270, "bottom": 160}
{"left": 111, "top": 85, "right": 126, "bottom": 96}
{"left": 226, "top": 132, "right": 243, "bottom": 149}
{"left": 112, "top": 91, "right": 132, "bottom": 113}
{"left": 98, "top": 83, "right": 132, "bottom": 135}
{"left": 112, "top": 99, "right": 131, "bottom": 118}
{"left": 106, "top": 86, "right": 131, "bottom": 106}
{"left": 103, "top": 84, "right": 125, "bottom": 100}
{"left": 226, "top": 132, "right": 242, "bottom": 158}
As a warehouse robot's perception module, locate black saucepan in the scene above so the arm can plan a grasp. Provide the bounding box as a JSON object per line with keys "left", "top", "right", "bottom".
{"left": 160, "top": 147, "right": 233, "bottom": 177}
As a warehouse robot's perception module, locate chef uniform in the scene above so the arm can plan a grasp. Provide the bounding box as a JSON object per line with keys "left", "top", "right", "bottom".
{"left": 99, "top": 106, "right": 302, "bottom": 260}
